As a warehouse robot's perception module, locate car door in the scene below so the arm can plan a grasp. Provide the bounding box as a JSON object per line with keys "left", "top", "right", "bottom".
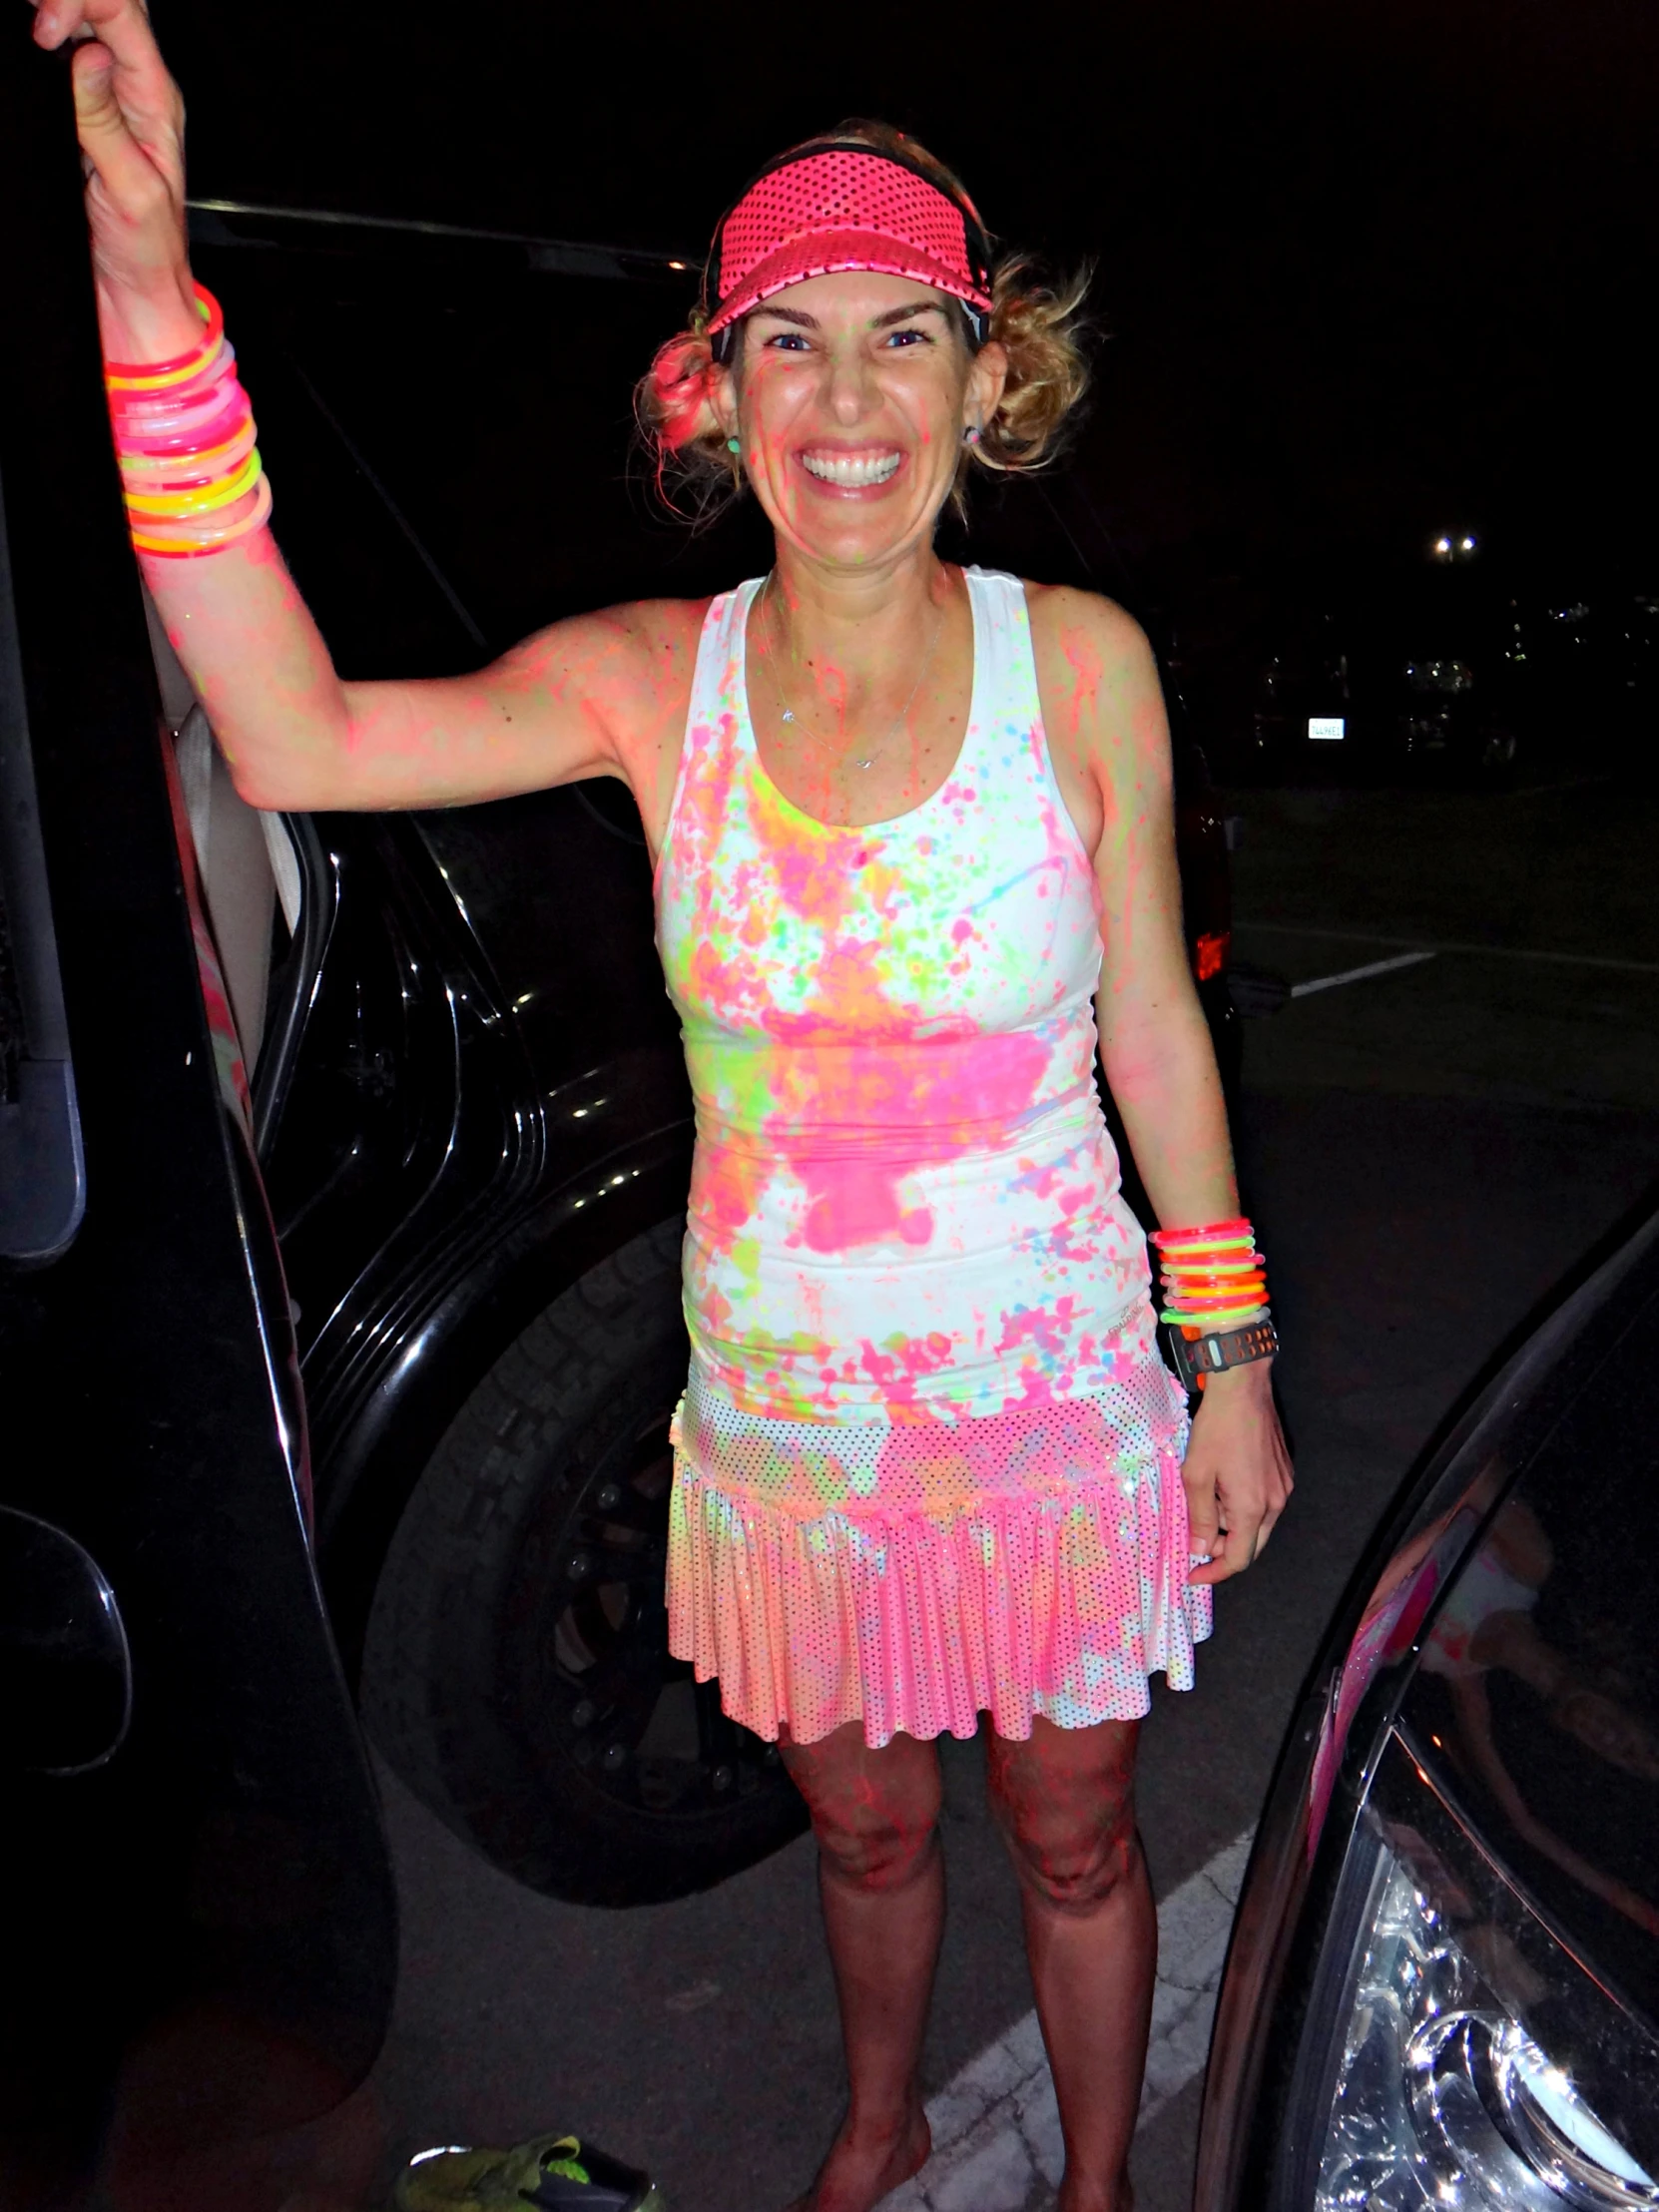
{"left": 0, "top": 33, "right": 395, "bottom": 2207}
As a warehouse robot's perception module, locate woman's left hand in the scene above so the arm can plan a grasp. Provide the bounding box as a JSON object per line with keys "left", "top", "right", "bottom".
{"left": 1181, "top": 1365, "right": 1294, "bottom": 1586}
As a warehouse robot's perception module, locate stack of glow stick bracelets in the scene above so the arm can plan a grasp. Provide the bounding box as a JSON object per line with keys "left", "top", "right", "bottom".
{"left": 1151, "top": 1217, "right": 1271, "bottom": 1337}
{"left": 104, "top": 282, "right": 271, "bottom": 558}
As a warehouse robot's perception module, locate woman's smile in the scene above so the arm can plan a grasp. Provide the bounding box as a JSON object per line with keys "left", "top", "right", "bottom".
{"left": 797, "top": 445, "right": 906, "bottom": 491}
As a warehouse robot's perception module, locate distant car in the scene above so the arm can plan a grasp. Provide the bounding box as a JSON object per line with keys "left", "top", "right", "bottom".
{"left": 1221, "top": 576, "right": 1528, "bottom": 787}
{"left": 11, "top": 188, "right": 1240, "bottom": 1919}
{"left": 1196, "top": 1203, "right": 1659, "bottom": 2210}
{"left": 1237, "top": 614, "right": 1359, "bottom": 780}
{"left": 1386, "top": 638, "right": 1519, "bottom": 783}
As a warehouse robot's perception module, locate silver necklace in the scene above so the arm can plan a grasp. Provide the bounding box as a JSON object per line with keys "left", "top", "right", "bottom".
{"left": 762, "top": 570, "right": 945, "bottom": 771}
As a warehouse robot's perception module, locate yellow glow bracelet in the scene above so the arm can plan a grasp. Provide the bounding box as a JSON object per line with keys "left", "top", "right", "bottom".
{"left": 124, "top": 448, "right": 263, "bottom": 519}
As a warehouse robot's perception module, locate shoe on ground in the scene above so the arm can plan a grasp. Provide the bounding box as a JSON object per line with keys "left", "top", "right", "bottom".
{"left": 394, "top": 2131, "right": 666, "bottom": 2212}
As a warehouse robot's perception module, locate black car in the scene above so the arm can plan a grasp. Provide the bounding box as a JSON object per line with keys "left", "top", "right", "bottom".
{"left": 1196, "top": 1202, "right": 1659, "bottom": 2208}
{"left": 1, "top": 47, "right": 395, "bottom": 2202}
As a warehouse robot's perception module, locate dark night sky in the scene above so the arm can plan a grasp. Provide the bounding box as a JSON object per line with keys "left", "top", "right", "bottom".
{"left": 160, "top": 0, "right": 1659, "bottom": 589}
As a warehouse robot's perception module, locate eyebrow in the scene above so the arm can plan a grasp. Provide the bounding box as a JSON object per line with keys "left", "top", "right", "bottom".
{"left": 748, "top": 300, "right": 952, "bottom": 332}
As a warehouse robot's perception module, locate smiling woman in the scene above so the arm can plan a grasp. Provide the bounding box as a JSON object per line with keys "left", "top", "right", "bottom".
{"left": 639, "top": 121, "right": 1091, "bottom": 521}
{"left": 35, "top": 2, "right": 1294, "bottom": 2197}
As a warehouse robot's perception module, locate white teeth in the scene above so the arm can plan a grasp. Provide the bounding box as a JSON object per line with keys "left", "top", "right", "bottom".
{"left": 801, "top": 450, "right": 902, "bottom": 486}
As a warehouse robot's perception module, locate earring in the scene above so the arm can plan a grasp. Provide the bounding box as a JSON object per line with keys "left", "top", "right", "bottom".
{"left": 963, "top": 423, "right": 982, "bottom": 446}
{"left": 727, "top": 437, "right": 743, "bottom": 453}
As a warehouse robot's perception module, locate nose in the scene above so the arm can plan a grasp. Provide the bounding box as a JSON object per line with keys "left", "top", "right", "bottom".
{"left": 826, "top": 337, "right": 877, "bottom": 425}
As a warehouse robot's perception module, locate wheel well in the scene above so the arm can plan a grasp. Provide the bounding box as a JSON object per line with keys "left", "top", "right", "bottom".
{"left": 311, "top": 1155, "right": 690, "bottom": 1681}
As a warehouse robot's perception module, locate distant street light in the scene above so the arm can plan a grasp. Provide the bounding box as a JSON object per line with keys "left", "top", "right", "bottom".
{"left": 1429, "top": 529, "right": 1480, "bottom": 563}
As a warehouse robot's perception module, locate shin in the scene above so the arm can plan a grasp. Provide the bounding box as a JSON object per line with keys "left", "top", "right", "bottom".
{"left": 776, "top": 1721, "right": 942, "bottom": 2211}
{"left": 986, "top": 1717, "right": 1153, "bottom": 2212}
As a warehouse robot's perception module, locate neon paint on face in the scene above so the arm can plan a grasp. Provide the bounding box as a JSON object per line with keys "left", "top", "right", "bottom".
{"left": 718, "top": 271, "right": 1003, "bottom": 578}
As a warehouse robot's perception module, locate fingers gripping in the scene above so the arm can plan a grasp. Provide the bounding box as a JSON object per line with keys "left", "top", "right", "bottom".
{"left": 71, "top": 43, "right": 136, "bottom": 165}
{"left": 36, "top": 0, "right": 185, "bottom": 194}
{"left": 1183, "top": 1462, "right": 1222, "bottom": 1570}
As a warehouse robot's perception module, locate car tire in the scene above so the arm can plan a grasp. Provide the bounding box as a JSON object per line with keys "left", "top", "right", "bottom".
{"left": 360, "top": 1219, "right": 808, "bottom": 1906}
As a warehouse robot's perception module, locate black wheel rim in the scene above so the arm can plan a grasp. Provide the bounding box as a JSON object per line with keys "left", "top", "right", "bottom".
{"left": 504, "top": 1395, "right": 790, "bottom": 1828}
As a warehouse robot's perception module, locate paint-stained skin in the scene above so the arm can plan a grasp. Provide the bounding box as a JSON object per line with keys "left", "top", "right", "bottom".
{"left": 985, "top": 1713, "right": 1140, "bottom": 1912}
{"left": 780, "top": 1720, "right": 943, "bottom": 1894}
{"left": 779, "top": 1707, "right": 1140, "bottom": 1913}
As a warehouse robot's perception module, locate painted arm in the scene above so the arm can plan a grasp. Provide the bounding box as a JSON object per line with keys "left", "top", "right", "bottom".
{"left": 32, "top": 0, "right": 690, "bottom": 823}
{"left": 1040, "top": 588, "right": 1294, "bottom": 1583}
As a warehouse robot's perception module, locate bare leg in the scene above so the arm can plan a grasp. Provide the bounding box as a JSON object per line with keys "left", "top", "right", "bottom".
{"left": 777, "top": 1720, "right": 943, "bottom": 2212}
{"left": 986, "top": 1716, "right": 1154, "bottom": 2212}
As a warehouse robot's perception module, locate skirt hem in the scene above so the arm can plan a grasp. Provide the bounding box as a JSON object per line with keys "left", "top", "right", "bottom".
{"left": 666, "top": 1440, "right": 1212, "bottom": 1752}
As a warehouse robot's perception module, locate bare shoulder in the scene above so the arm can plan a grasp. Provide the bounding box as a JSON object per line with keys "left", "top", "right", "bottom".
{"left": 497, "top": 594, "right": 710, "bottom": 733}
{"left": 1021, "top": 580, "right": 1169, "bottom": 780}
{"left": 1023, "top": 582, "right": 1160, "bottom": 715}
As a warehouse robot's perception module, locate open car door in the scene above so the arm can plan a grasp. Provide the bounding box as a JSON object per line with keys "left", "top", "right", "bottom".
{"left": 0, "top": 32, "right": 395, "bottom": 2209}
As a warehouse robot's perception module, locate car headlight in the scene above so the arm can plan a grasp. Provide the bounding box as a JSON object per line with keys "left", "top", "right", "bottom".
{"left": 1309, "top": 1742, "right": 1659, "bottom": 2211}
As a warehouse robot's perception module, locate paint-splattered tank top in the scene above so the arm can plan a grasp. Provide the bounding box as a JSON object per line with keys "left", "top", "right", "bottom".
{"left": 656, "top": 567, "right": 1161, "bottom": 1430}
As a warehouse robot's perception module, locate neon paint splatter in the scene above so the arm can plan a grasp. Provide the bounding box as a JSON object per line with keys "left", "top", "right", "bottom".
{"left": 657, "top": 569, "right": 1210, "bottom": 1747}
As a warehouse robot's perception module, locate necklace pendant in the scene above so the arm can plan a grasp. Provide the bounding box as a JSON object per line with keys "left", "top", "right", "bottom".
{"left": 780, "top": 709, "right": 795, "bottom": 724}
{"left": 853, "top": 756, "right": 875, "bottom": 771}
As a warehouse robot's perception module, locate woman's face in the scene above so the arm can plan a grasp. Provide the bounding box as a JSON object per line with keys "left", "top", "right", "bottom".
{"left": 714, "top": 270, "right": 1007, "bottom": 573}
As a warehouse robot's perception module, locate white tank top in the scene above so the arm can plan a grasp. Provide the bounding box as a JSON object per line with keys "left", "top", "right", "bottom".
{"left": 654, "top": 566, "right": 1157, "bottom": 1427}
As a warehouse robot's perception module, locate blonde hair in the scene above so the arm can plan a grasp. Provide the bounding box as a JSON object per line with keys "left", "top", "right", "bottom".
{"left": 635, "top": 121, "right": 1093, "bottom": 522}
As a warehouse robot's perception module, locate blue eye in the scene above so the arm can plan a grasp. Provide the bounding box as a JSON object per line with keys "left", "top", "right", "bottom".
{"left": 884, "top": 328, "right": 930, "bottom": 347}
{"left": 765, "top": 332, "right": 812, "bottom": 350}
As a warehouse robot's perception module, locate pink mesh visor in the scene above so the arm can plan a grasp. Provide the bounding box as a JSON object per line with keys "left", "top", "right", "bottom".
{"left": 705, "top": 148, "right": 994, "bottom": 336}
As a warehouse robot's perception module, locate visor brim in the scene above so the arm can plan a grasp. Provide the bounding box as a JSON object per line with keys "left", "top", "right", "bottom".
{"left": 707, "top": 230, "right": 993, "bottom": 335}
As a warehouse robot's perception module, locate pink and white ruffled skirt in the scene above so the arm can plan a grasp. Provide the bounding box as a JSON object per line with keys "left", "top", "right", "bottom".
{"left": 667, "top": 1341, "right": 1211, "bottom": 1750}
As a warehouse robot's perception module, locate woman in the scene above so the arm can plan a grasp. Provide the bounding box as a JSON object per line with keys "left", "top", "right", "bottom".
{"left": 37, "top": 2, "right": 1295, "bottom": 2205}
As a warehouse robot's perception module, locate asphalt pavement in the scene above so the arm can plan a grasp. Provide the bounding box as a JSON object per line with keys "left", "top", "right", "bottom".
{"left": 290, "top": 763, "right": 1659, "bottom": 2212}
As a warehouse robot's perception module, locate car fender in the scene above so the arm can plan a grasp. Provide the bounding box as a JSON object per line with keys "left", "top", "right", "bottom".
{"left": 309, "top": 1114, "right": 694, "bottom": 1676}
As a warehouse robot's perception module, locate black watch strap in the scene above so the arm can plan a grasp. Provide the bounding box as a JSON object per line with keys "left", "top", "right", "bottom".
{"left": 1162, "top": 1314, "right": 1279, "bottom": 1392}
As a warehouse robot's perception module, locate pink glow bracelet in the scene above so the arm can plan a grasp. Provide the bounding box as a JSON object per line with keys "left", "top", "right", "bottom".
{"left": 106, "top": 284, "right": 271, "bottom": 557}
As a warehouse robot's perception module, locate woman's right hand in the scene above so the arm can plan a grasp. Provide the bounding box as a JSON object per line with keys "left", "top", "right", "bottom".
{"left": 31, "top": 0, "right": 200, "bottom": 364}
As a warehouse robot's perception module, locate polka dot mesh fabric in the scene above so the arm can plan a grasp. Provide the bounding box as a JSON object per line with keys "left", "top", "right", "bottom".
{"left": 667, "top": 1358, "right": 1209, "bottom": 1750}
{"left": 708, "top": 151, "right": 993, "bottom": 331}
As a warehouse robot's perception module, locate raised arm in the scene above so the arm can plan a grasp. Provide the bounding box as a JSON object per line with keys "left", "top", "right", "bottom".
{"left": 1032, "top": 584, "right": 1294, "bottom": 1583}
{"left": 31, "top": 0, "right": 695, "bottom": 825}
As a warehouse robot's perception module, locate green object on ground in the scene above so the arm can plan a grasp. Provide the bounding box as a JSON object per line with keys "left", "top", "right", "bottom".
{"left": 394, "top": 2129, "right": 666, "bottom": 2212}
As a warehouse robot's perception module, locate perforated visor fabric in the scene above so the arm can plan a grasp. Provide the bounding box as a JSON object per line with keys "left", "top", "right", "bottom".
{"left": 668, "top": 1351, "right": 1209, "bottom": 1749}
{"left": 708, "top": 151, "right": 993, "bottom": 331}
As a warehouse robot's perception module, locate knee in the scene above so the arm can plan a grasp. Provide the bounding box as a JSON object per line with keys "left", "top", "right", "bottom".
{"left": 780, "top": 1724, "right": 941, "bottom": 1895}
{"left": 1000, "top": 1812, "right": 1139, "bottom": 1913}
{"left": 987, "top": 1727, "right": 1141, "bottom": 1914}
{"left": 811, "top": 1789, "right": 939, "bottom": 1894}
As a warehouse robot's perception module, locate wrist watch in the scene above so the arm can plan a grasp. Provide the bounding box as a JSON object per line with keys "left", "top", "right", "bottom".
{"left": 1161, "top": 1315, "right": 1279, "bottom": 1393}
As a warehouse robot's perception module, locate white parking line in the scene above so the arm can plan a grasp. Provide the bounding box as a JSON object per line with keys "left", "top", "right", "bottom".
{"left": 881, "top": 1830, "right": 1255, "bottom": 2212}
{"left": 1289, "top": 949, "right": 1437, "bottom": 998}
{"left": 1238, "top": 919, "right": 1659, "bottom": 978}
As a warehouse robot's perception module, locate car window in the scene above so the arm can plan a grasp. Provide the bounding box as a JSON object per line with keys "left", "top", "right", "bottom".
{"left": 0, "top": 479, "right": 84, "bottom": 1263}
{"left": 191, "top": 224, "right": 773, "bottom": 672}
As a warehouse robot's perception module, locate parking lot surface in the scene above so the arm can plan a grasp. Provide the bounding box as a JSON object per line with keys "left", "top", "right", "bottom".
{"left": 313, "top": 767, "right": 1658, "bottom": 2212}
